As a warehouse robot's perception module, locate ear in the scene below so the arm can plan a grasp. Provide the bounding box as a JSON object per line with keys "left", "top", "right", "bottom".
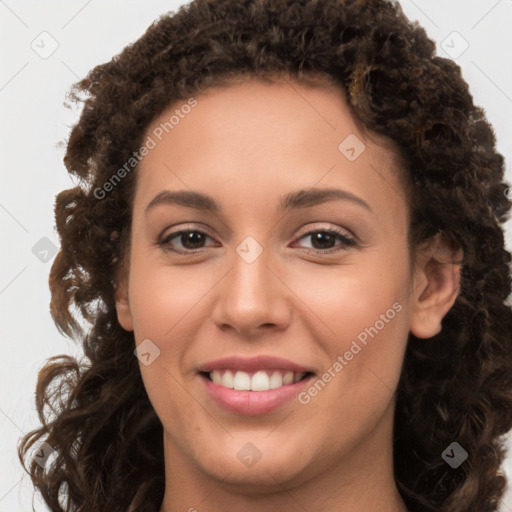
{"left": 114, "top": 261, "right": 134, "bottom": 332}
{"left": 410, "top": 233, "right": 463, "bottom": 339}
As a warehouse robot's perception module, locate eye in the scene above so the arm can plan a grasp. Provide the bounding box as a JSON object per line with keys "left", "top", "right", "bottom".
{"left": 292, "top": 228, "right": 356, "bottom": 254}
{"left": 157, "top": 225, "right": 356, "bottom": 255}
{"left": 158, "top": 229, "right": 218, "bottom": 254}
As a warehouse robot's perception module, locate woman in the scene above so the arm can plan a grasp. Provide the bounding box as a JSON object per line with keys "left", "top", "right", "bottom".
{"left": 18, "top": 0, "right": 512, "bottom": 511}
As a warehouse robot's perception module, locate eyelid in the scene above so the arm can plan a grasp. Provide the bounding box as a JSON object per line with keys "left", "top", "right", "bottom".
{"left": 157, "top": 223, "right": 218, "bottom": 251}
{"left": 294, "top": 222, "right": 355, "bottom": 241}
{"left": 290, "top": 224, "right": 356, "bottom": 253}
{"left": 157, "top": 222, "right": 357, "bottom": 254}
{"left": 159, "top": 222, "right": 216, "bottom": 240}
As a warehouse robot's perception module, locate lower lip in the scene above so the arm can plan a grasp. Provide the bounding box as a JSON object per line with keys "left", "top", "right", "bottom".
{"left": 200, "top": 373, "right": 313, "bottom": 416}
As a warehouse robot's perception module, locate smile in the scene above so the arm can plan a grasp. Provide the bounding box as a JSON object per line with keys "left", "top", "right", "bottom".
{"left": 206, "top": 369, "right": 310, "bottom": 391}
{"left": 198, "top": 355, "right": 315, "bottom": 415}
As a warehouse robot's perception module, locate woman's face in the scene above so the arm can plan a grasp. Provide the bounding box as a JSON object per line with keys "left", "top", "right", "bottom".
{"left": 116, "top": 78, "right": 439, "bottom": 494}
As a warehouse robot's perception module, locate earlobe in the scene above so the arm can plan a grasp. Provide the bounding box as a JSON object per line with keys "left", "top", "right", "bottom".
{"left": 410, "top": 234, "right": 462, "bottom": 339}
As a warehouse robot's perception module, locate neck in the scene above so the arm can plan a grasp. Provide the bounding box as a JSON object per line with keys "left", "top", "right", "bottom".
{"left": 158, "top": 402, "right": 408, "bottom": 512}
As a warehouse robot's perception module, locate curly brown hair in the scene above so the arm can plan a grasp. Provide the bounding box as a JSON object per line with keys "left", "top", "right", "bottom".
{"left": 18, "top": 0, "right": 512, "bottom": 511}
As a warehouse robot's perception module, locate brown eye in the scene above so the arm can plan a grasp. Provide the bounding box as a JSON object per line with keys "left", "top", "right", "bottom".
{"left": 294, "top": 229, "right": 356, "bottom": 254}
{"left": 159, "top": 230, "right": 216, "bottom": 253}
{"left": 157, "top": 226, "right": 356, "bottom": 256}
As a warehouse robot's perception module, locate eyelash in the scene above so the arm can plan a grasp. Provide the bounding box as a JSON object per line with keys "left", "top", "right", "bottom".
{"left": 157, "top": 225, "right": 357, "bottom": 255}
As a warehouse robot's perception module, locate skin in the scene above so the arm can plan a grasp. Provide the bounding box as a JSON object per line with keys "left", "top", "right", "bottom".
{"left": 115, "top": 76, "right": 461, "bottom": 512}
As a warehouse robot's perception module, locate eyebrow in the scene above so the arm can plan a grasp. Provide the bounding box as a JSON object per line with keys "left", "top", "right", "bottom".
{"left": 144, "top": 187, "right": 372, "bottom": 215}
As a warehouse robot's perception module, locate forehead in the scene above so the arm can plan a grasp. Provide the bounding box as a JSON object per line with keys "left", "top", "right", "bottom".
{"left": 134, "top": 78, "right": 408, "bottom": 225}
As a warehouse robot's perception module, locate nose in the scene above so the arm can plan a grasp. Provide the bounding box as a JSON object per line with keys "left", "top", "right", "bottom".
{"left": 211, "top": 242, "right": 292, "bottom": 339}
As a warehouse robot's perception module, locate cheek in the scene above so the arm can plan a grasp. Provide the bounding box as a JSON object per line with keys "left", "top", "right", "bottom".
{"left": 294, "top": 261, "right": 410, "bottom": 442}
{"left": 128, "top": 253, "right": 210, "bottom": 340}
{"left": 290, "top": 251, "right": 409, "bottom": 343}
{"left": 129, "top": 257, "right": 201, "bottom": 424}
{"left": 289, "top": 248, "right": 411, "bottom": 406}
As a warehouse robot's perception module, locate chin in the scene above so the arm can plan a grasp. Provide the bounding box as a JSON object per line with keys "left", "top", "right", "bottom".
{"left": 193, "top": 438, "right": 315, "bottom": 490}
{"left": 207, "top": 459, "right": 308, "bottom": 492}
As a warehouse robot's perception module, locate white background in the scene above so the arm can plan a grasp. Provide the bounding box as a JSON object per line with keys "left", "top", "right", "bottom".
{"left": 1, "top": 1, "right": 511, "bottom": 510}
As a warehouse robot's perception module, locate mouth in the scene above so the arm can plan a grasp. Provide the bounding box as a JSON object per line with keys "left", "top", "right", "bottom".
{"left": 200, "top": 369, "right": 314, "bottom": 391}
{"left": 197, "top": 355, "right": 316, "bottom": 415}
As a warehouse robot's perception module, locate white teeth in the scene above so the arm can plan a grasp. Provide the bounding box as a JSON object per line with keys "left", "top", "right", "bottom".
{"left": 269, "top": 371, "right": 283, "bottom": 389}
{"left": 283, "top": 371, "right": 294, "bottom": 385}
{"left": 233, "top": 371, "right": 251, "bottom": 390}
{"left": 211, "top": 369, "right": 221, "bottom": 385}
{"left": 251, "top": 370, "right": 271, "bottom": 391}
{"left": 208, "top": 369, "right": 307, "bottom": 391}
{"left": 221, "top": 370, "right": 234, "bottom": 388}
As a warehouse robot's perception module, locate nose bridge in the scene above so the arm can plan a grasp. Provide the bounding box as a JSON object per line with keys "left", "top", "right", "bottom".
{"left": 230, "top": 236, "right": 274, "bottom": 312}
{"left": 212, "top": 234, "right": 290, "bottom": 334}
{"left": 234, "top": 238, "right": 270, "bottom": 298}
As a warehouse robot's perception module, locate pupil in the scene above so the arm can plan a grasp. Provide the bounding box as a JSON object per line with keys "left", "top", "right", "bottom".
{"left": 182, "top": 231, "right": 205, "bottom": 249}
{"left": 312, "top": 232, "right": 334, "bottom": 249}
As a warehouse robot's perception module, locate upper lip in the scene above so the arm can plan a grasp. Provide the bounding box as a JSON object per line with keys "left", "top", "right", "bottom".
{"left": 198, "top": 355, "right": 314, "bottom": 374}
